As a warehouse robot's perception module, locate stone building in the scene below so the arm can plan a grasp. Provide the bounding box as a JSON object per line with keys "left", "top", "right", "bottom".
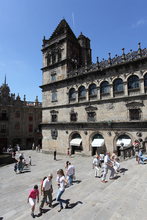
{"left": 40, "top": 19, "right": 147, "bottom": 156}
{"left": 0, "top": 78, "right": 42, "bottom": 152}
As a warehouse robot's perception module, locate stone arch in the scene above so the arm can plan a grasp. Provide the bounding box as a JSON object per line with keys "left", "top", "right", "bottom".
{"left": 113, "top": 133, "right": 132, "bottom": 156}
{"left": 69, "top": 132, "right": 83, "bottom": 154}
{"left": 89, "top": 132, "right": 106, "bottom": 156}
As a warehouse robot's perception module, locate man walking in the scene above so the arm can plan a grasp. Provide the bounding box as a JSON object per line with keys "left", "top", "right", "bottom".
{"left": 39, "top": 174, "right": 53, "bottom": 214}
{"left": 101, "top": 152, "right": 115, "bottom": 183}
{"left": 92, "top": 155, "right": 101, "bottom": 178}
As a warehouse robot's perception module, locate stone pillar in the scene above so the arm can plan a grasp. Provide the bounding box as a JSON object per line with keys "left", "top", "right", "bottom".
{"left": 110, "top": 84, "right": 113, "bottom": 98}
{"left": 140, "top": 78, "right": 144, "bottom": 94}
{"left": 124, "top": 82, "right": 128, "bottom": 96}
{"left": 97, "top": 87, "right": 100, "bottom": 99}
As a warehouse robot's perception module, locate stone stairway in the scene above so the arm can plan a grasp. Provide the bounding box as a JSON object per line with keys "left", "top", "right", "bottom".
{"left": 1, "top": 151, "right": 147, "bottom": 220}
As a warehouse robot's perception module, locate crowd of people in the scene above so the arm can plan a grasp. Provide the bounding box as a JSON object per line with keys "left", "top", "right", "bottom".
{"left": 14, "top": 152, "right": 32, "bottom": 173}
{"left": 28, "top": 160, "right": 75, "bottom": 218}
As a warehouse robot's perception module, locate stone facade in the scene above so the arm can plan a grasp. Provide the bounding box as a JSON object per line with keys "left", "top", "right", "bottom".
{"left": 0, "top": 79, "right": 42, "bottom": 152}
{"left": 41, "top": 19, "right": 147, "bottom": 156}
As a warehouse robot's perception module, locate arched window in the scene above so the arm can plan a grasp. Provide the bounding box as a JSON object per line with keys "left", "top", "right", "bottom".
{"left": 100, "top": 81, "right": 110, "bottom": 94}
{"left": 144, "top": 73, "right": 147, "bottom": 88}
{"left": 89, "top": 84, "right": 97, "bottom": 96}
{"left": 69, "top": 88, "right": 76, "bottom": 101}
{"left": 113, "top": 78, "right": 124, "bottom": 93}
{"left": 128, "top": 75, "right": 139, "bottom": 90}
{"left": 78, "top": 86, "right": 86, "bottom": 99}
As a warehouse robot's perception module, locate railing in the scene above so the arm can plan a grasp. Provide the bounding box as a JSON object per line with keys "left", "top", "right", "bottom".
{"left": 119, "top": 146, "right": 135, "bottom": 160}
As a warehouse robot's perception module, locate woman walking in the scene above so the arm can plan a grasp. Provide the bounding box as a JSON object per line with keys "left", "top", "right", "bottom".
{"left": 27, "top": 185, "right": 39, "bottom": 218}
{"left": 56, "top": 169, "right": 69, "bottom": 212}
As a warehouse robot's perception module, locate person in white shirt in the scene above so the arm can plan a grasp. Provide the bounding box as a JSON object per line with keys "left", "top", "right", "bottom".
{"left": 92, "top": 155, "right": 101, "bottom": 178}
{"left": 56, "top": 169, "right": 69, "bottom": 212}
{"left": 39, "top": 174, "right": 53, "bottom": 214}
{"left": 66, "top": 162, "right": 75, "bottom": 186}
{"left": 101, "top": 152, "right": 115, "bottom": 183}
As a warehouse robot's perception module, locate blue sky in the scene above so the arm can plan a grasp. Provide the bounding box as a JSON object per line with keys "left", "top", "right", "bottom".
{"left": 0, "top": 0, "right": 147, "bottom": 101}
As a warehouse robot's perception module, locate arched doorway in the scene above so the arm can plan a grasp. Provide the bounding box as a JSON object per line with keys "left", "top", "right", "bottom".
{"left": 69, "top": 133, "right": 82, "bottom": 154}
{"left": 91, "top": 133, "right": 105, "bottom": 156}
{"left": 116, "top": 134, "right": 131, "bottom": 156}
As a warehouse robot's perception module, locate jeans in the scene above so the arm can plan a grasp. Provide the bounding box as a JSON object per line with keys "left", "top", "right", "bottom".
{"left": 68, "top": 175, "right": 73, "bottom": 185}
{"left": 56, "top": 189, "right": 68, "bottom": 208}
{"left": 102, "top": 165, "right": 115, "bottom": 181}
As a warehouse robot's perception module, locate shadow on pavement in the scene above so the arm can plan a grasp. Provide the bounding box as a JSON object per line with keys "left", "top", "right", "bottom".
{"left": 67, "top": 201, "right": 83, "bottom": 209}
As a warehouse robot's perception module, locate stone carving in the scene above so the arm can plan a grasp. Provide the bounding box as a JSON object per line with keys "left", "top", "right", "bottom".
{"left": 51, "top": 129, "right": 58, "bottom": 139}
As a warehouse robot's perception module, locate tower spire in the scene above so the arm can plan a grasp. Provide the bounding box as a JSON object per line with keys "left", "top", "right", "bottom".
{"left": 4, "top": 75, "right": 6, "bottom": 85}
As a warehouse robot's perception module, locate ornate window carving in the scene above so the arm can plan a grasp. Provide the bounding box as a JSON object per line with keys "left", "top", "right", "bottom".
{"left": 129, "top": 109, "right": 140, "bottom": 120}
{"left": 128, "top": 75, "right": 139, "bottom": 90}
{"left": 51, "top": 129, "right": 58, "bottom": 140}
{"left": 100, "top": 81, "right": 110, "bottom": 95}
{"left": 51, "top": 72, "right": 56, "bottom": 82}
{"left": 113, "top": 78, "right": 124, "bottom": 93}
{"left": 87, "top": 112, "right": 96, "bottom": 122}
{"left": 50, "top": 110, "right": 58, "bottom": 122}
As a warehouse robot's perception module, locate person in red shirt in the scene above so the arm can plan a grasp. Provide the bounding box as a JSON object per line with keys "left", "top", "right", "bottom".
{"left": 27, "top": 185, "right": 39, "bottom": 218}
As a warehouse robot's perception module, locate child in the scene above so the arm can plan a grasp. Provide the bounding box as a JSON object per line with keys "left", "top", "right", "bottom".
{"left": 28, "top": 185, "right": 39, "bottom": 218}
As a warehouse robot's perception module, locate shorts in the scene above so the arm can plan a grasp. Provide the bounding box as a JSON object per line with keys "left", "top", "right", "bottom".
{"left": 29, "top": 198, "right": 36, "bottom": 206}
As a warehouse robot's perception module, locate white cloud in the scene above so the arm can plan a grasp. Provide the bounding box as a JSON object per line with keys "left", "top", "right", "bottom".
{"left": 132, "top": 18, "right": 147, "bottom": 28}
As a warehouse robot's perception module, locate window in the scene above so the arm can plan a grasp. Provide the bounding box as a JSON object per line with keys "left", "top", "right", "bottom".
{"left": 52, "top": 54, "right": 56, "bottom": 64}
{"left": 78, "top": 86, "right": 86, "bottom": 99}
{"left": 15, "top": 111, "right": 20, "bottom": 118}
{"left": 69, "top": 88, "right": 76, "bottom": 101}
{"left": 51, "top": 114, "right": 57, "bottom": 122}
{"left": 87, "top": 112, "right": 96, "bottom": 122}
{"left": 1, "top": 124, "right": 6, "bottom": 133}
{"left": 51, "top": 73, "right": 56, "bottom": 82}
{"left": 29, "top": 124, "right": 33, "bottom": 132}
{"left": 113, "top": 78, "right": 124, "bottom": 93}
{"left": 52, "top": 91, "right": 57, "bottom": 102}
{"left": 70, "top": 113, "right": 77, "bottom": 122}
{"left": 129, "top": 109, "right": 140, "bottom": 120}
{"left": 100, "top": 81, "right": 110, "bottom": 94}
{"left": 128, "top": 75, "right": 139, "bottom": 90}
{"left": 15, "top": 122, "right": 20, "bottom": 130}
{"left": 89, "top": 84, "right": 97, "bottom": 97}
{"left": 144, "top": 73, "right": 147, "bottom": 88}
{"left": 47, "top": 55, "right": 51, "bottom": 66}
{"left": 1, "top": 110, "right": 7, "bottom": 120}
{"left": 29, "top": 114, "right": 33, "bottom": 121}
{"left": 58, "top": 50, "right": 62, "bottom": 61}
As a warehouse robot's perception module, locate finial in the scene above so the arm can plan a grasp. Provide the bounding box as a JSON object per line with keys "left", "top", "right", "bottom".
{"left": 4, "top": 75, "right": 6, "bottom": 85}
{"left": 108, "top": 53, "right": 112, "bottom": 65}
{"left": 122, "top": 48, "right": 126, "bottom": 61}
{"left": 96, "top": 57, "right": 99, "bottom": 68}
{"left": 138, "top": 42, "right": 142, "bottom": 57}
